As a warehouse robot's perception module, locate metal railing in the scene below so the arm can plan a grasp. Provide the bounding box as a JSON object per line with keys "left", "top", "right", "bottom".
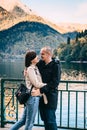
{"left": 0, "top": 78, "right": 87, "bottom": 129}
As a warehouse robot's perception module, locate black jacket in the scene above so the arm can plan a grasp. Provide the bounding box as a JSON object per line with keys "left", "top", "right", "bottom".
{"left": 37, "top": 59, "right": 61, "bottom": 109}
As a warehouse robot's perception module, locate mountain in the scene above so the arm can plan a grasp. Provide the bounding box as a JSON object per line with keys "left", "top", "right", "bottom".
{"left": 0, "top": 0, "right": 66, "bottom": 59}
{"left": 0, "top": 0, "right": 32, "bottom": 13}
{"left": 0, "top": 0, "right": 86, "bottom": 59}
{"left": 0, "top": 7, "right": 10, "bottom": 19}
{"left": 0, "top": 21, "right": 66, "bottom": 59}
{"left": 0, "top": 0, "right": 86, "bottom": 34}
{"left": 0, "top": 0, "right": 35, "bottom": 30}
{"left": 57, "top": 23, "right": 87, "bottom": 33}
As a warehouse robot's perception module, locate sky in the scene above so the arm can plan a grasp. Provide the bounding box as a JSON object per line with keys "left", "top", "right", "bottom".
{"left": 20, "top": 0, "right": 87, "bottom": 24}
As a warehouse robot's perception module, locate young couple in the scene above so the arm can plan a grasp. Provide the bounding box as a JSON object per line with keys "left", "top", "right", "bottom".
{"left": 10, "top": 46, "right": 61, "bottom": 130}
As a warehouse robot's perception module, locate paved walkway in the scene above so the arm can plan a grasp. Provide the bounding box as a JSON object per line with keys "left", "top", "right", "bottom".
{"left": 0, "top": 125, "right": 43, "bottom": 130}
{"left": 0, "top": 124, "right": 73, "bottom": 130}
{"left": 0, "top": 126, "right": 73, "bottom": 130}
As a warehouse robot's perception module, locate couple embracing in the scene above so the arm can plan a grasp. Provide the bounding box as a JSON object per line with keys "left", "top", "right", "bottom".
{"left": 10, "top": 46, "right": 61, "bottom": 130}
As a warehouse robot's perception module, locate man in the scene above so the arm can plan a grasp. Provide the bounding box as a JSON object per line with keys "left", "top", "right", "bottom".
{"left": 31, "top": 46, "right": 61, "bottom": 130}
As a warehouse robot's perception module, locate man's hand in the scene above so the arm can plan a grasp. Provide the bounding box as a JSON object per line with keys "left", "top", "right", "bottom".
{"left": 31, "top": 88, "right": 41, "bottom": 96}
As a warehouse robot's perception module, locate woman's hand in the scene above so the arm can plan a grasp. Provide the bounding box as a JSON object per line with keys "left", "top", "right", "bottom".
{"left": 24, "top": 68, "right": 27, "bottom": 77}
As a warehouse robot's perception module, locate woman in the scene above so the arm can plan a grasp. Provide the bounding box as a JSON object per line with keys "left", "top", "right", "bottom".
{"left": 10, "top": 51, "right": 47, "bottom": 130}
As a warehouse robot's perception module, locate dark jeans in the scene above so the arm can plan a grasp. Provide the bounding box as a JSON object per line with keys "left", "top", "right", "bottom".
{"left": 40, "top": 107, "right": 57, "bottom": 130}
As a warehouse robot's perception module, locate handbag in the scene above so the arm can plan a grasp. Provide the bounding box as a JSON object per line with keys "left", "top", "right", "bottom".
{"left": 15, "top": 83, "right": 31, "bottom": 104}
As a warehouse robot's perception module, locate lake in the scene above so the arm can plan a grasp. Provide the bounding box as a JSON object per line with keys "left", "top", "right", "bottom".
{"left": 0, "top": 59, "right": 87, "bottom": 81}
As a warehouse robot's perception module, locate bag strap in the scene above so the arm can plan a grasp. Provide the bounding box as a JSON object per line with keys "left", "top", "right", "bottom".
{"left": 30, "top": 85, "right": 34, "bottom": 95}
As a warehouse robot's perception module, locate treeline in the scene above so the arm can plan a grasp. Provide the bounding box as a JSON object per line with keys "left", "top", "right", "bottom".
{"left": 54, "top": 30, "right": 87, "bottom": 62}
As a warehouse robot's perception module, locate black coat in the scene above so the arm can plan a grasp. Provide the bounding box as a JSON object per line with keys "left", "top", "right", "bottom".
{"left": 37, "top": 59, "right": 61, "bottom": 109}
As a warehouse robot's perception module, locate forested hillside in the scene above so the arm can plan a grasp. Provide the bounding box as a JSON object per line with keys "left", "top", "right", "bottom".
{"left": 54, "top": 30, "right": 87, "bottom": 62}
{"left": 0, "top": 21, "right": 66, "bottom": 59}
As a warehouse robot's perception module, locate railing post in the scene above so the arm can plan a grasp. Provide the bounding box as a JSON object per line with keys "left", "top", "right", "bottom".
{"left": 66, "top": 81, "right": 68, "bottom": 90}
{"left": 84, "top": 92, "right": 86, "bottom": 129}
{"left": 1, "top": 79, "right": 5, "bottom": 127}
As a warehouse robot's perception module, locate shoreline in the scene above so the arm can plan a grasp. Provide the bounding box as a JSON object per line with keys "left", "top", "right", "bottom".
{"left": 1, "top": 58, "right": 87, "bottom": 63}
{"left": 60, "top": 60, "right": 87, "bottom": 63}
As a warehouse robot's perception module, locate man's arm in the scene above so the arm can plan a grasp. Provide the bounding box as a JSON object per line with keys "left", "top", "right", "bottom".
{"left": 40, "top": 62, "right": 61, "bottom": 94}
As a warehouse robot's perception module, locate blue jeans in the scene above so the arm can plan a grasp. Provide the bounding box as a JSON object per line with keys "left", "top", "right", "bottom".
{"left": 40, "top": 107, "right": 57, "bottom": 130}
{"left": 10, "top": 96, "right": 39, "bottom": 130}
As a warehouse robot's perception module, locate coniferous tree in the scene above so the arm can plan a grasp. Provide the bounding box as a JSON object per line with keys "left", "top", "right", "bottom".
{"left": 76, "top": 33, "right": 79, "bottom": 42}
{"left": 67, "top": 36, "right": 70, "bottom": 44}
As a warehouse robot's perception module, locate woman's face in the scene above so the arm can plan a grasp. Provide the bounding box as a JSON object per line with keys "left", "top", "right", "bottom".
{"left": 31, "top": 56, "right": 39, "bottom": 64}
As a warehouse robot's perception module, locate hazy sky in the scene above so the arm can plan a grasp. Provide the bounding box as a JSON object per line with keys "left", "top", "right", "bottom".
{"left": 20, "top": 0, "right": 87, "bottom": 24}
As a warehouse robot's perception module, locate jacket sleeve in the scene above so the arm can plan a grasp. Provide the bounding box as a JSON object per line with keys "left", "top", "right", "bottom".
{"left": 27, "top": 67, "right": 46, "bottom": 88}
{"left": 40, "top": 62, "right": 61, "bottom": 94}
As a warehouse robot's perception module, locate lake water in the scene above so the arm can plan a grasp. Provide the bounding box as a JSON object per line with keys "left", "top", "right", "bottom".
{"left": 0, "top": 59, "right": 87, "bottom": 81}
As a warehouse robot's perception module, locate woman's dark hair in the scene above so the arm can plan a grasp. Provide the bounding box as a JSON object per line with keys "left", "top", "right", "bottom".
{"left": 25, "top": 51, "right": 36, "bottom": 67}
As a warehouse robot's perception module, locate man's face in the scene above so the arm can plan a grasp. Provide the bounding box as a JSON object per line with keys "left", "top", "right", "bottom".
{"left": 40, "top": 50, "right": 48, "bottom": 62}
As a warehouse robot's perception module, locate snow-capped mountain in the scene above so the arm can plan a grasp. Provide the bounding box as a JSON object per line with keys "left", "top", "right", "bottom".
{"left": 0, "top": 0, "right": 46, "bottom": 30}
{"left": 0, "top": 0, "right": 87, "bottom": 33}
{"left": 0, "top": 0, "right": 32, "bottom": 13}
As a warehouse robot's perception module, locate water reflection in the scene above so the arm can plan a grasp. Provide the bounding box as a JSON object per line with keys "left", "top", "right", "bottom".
{"left": 0, "top": 60, "right": 87, "bottom": 81}
{"left": 61, "top": 62, "right": 87, "bottom": 81}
